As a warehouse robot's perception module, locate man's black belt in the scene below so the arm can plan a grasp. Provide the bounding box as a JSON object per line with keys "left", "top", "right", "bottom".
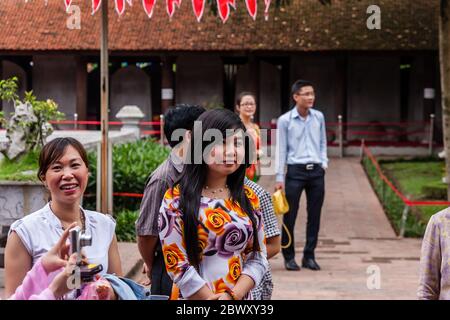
{"left": 288, "top": 163, "right": 321, "bottom": 171}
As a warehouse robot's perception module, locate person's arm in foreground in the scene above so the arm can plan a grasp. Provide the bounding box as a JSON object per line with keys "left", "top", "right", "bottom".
{"left": 4, "top": 232, "right": 33, "bottom": 297}
{"left": 159, "top": 189, "right": 214, "bottom": 300}
{"left": 10, "top": 223, "right": 77, "bottom": 300}
{"left": 136, "top": 178, "right": 169, "bottom": 284}
{"left": 417, "top": 214, "right": 442, "bottom": 300}
{"left": 108, "top": 234, "right": 123, "bottom": 276}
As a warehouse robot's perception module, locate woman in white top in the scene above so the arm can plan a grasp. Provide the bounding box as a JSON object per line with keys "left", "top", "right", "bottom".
{"left": 4, "top": 137, "right": 122, "bottom": 297}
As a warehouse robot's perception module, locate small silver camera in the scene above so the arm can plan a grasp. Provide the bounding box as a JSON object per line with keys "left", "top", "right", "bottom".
{"left": 69, "top": 226, "right": 92, "bottom": 265}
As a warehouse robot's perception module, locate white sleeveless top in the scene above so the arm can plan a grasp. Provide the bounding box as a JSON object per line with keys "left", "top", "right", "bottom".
{"left": 9, "top": 203, "right": 116, "bottom": 275}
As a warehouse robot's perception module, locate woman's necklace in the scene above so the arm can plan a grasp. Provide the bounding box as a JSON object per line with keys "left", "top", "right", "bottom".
{"left": 203, "top": 185, "right": 229, "bottom": 199}
{"left": 50, "top": 203, "right": 86, "bottom": 232}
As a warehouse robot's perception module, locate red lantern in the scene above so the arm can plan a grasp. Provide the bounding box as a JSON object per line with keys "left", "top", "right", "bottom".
{"left": 44, "top": 0, "right": 274, "bottom": 21}
{"left": 192, "top": 0, "right": 205, "bottom": 21}
{"left": 92, "top": 0, "right": 102, "bottom": 14}
{"left": 64, "top": 0, "right": 72, "bottom": 11}
{"left": 142, "top": 0, "right": 156, "bottom": 17}
{"left": 245, "top": 0, "right": 256, "bottom": 20}
{"left": 166, "top": 0, "right": 182, "bottom": 18}
{"left": 115, "top": 0, "right": 126, "bottom": 15}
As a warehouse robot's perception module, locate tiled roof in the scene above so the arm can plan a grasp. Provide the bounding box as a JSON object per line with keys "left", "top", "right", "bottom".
{"left": 0, "top": 0, "right": 439, "bottom": 52}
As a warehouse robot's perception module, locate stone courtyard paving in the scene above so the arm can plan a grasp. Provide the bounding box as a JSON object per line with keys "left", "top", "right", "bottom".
{"left": 258, "top": 158, "right": 423, "bottom": 300}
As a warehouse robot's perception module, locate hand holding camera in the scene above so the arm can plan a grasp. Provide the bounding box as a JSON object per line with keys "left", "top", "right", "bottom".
{"left": 69, "top": 226, "right": 103, "bottom": 283}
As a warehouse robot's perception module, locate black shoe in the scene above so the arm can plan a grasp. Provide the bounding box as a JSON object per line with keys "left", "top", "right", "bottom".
{"left": 302, "top": 258, "right": 321, "bottom": 270}
{"left": 284, "top": 259, "right": 301, "bottom": 271}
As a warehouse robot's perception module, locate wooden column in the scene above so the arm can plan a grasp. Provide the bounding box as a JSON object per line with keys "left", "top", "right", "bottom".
{"left": 439, "top": 0, "right": 450, "bottom": 200}
{"left": 100, "top": 0, "right": 110, "bottom": 214}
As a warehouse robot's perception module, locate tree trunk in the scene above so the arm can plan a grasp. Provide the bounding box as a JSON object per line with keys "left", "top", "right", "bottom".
{"left": 440, "top": 0, "right": 450, "bottom": 200}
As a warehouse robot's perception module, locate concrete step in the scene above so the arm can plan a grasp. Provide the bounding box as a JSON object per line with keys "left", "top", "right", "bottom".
{"left": 118, "top": 242, "right": 143, "bottom": 279}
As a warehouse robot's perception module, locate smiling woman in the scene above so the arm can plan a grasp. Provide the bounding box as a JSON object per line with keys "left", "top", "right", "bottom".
{"left": 158, "top": 109, "right": 268, "bottom": 301}
{"left": 4, "top": 137, "right": 123, "bottom": 298}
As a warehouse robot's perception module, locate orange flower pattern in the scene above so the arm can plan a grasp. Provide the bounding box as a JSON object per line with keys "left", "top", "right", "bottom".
{"left": 213, "top": 278, "right": 230, "bottom": 294}
{"left": 224, "top": 199, "right": 246, "bottom": 218}
{"left": 162, "top": 243, "right": 187, "bottom": 276}
{"left": 203, "top": 207, "right": 232, "bottom": 235}
{"left": 226, "top": 256, "right": 242, "bottom": 284}
{"left": 244, "top": 185, "right": 260, "bottom": 210}
{"left": 159, "top": 186, "right": 268, "bottom": 300}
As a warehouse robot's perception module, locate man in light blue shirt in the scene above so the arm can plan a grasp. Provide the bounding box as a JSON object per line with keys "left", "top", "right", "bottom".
{"left": 275, "top": 80, "right": 328, "bottom": 272}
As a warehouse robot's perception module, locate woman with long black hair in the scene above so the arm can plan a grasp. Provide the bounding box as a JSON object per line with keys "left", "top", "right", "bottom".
{"left": 158, "top": 109, "right": 268, "bottom": 300}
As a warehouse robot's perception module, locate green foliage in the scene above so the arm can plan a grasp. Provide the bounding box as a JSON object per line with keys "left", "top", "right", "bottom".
{"left": 115, "top": 210, "right": 139, "bottom": 242}
{"left": 362, "top": 156, "right": 427, "bottom": 237}
{"left": 362, "top": 156, "right": 449, "bottom": 237}
{"left": 381, "top": 160, "right": 445, "bottom": 197}
{"left": 0, "top": 77, "right": 65, "bottom": 159}
{"left": 0, "top": 150, "right": 40, "bottom": 181}
{"left": 421, "top": 181, "right": 447, "bottom": 200}
{"left": 0, "top": 77, "right": 19, "bottom": 104}
{"left": 84, "top": 138, "right": 170, "bottom": 213}
{"left": 23, "top": 91, "right": 65, "bottom": 148}
{"left": 0, "top": 77, "right": 19, "bottom": 128}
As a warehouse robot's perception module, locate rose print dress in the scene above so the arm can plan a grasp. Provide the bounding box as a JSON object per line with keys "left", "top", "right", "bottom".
{"left": 245, "top": 124, "right": 261, "bottom": 182}
{"left": 158, "top": 185, "right": 268, "bottom": 300}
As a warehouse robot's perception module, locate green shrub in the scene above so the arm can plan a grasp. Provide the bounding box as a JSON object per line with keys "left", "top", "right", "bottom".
{"left": 362, "top": 156, "right": 426, "bottom": 237}
{"left": 84, "top": 138, "right": 170, "bottom": 213}
{"left": 0, "top": 150, "right": 40, "bottom": 181}
{"left": 115, "top": 210, "right": 139, "bottom": 242}
{"left": 421, "top": 181, "right": 447, "bottom": 200}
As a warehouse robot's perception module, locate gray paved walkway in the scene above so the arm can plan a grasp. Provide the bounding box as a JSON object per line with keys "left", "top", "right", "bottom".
{"left": 258, "top": 157, "right": 422, "bottom": 299}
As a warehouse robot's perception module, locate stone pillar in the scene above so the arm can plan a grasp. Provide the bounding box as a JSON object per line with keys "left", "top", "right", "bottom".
{"left": 115, "top": 105, "right": 145, "bottom": 138}
{"left": 161, "top": 56, "right": 176, "bottom": 114}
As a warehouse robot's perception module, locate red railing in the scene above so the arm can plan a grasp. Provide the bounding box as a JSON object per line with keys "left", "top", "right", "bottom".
{"left": 362, "top": 143, "right": 450, "bottom": 207}
{"left": 327, "top": 118, "right": 435, "bottom": 147}
{"left": 1, "top": 116, "right": 437, "bottom": 148}
{"left": 361, "top": 141, "right": 448, "bottom": 236}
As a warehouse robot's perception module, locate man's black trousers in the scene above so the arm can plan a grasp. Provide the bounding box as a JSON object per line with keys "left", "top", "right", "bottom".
{"left": 282, "top": 164, "right": 325, "bottom": 261}
{"left": 151, "top": 248, "right": 173, "bottom": 296}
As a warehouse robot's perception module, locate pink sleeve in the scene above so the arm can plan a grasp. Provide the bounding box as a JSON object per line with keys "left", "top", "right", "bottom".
{"left": 29, "top": 288, "right": 57, "bottom": 300}
{"left": 9, "top": 258, "right": 56, "bottom": 300}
